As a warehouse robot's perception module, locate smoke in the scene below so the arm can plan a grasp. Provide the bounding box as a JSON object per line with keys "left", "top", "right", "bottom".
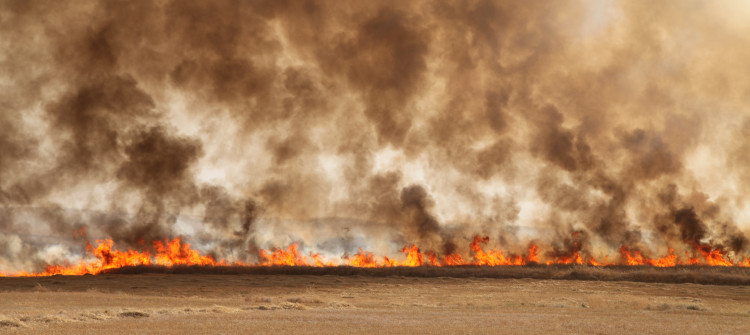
{"left": 2, "top": 0, "right": 750, "bottom": 271}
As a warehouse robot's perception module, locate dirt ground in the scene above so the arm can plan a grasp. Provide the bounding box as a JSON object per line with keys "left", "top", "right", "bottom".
{"left": 1, "top": 274, "right": 749, "bottom": 334}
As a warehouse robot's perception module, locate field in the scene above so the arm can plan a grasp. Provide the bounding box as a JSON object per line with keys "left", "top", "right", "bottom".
{"left": 1, "top": 266, "right": 750, "bottom": 334}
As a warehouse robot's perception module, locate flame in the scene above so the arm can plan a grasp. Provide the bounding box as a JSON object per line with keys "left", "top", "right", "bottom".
{"left": 588, "top": 256, "right": 609, "bottom": 266}
{"left": 258, "top": 243, "right": 311, "bottom": 266}
{"left": 527, "top": 243, "right": 539, "bottom": 264}
{"left": 347, "top": 248, "right": 379, "bottom": 267}
{"left": 426, "top": 251, "right": 439, "bottom": 266}
{"left": 470, "top": 236, "right": 527, "bottom": 266}
{"left": 153, "top": 238, "right": 218, "bottom": 266}
{"left": 382, "top": 256, "right": 398, "bottom": 267}
{"left": 692, "top": 244, "right": 733, "bottom": 266}
{"left": 256, "top": 243, "right": 339, "bottom": 267}
{"left": 552, "top": 252, "right": 584, "bottom": 265}
{"left": 442, "top": 253, "right": 465, "bottom": 266}
{"left": 311, "top": 253, "right": 332, "bottom": 267}
{"left": 547, "top": 235, "right": 587, "bottom": 265}
{"left": 1, "top": 237, "right": 224, "bottom": 277}
{"left": 619, "top": 244, "right": 739, "bottom": 267}
{"left": 4, "top": 233, "right": 750, "bottom": 277}
{"left": 400, "top": 245, "right": 425, "bottom": 267}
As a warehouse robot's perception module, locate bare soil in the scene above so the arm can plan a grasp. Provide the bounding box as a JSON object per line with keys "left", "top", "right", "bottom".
{"left": 1, "top": 271, "right": 749, "bottom": 334}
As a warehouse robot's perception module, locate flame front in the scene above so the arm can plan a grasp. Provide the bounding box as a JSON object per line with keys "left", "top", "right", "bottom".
{"left": 1, "top": 238, "right": 223, "bottom": 277}
{"left": 3, "top": 234, "right": 750, "bottom": 277}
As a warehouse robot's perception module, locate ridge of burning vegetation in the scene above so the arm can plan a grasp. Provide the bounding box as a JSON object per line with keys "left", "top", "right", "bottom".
{"left": 1, "top": 235, "right": 748, "bottom": 278}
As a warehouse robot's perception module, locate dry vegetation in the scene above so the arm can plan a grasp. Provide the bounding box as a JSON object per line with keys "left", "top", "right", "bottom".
{"left": 104, "top": 264, "right": 750, "bottom": 286}
{"left": 1, "top": 268, "right": 749, "bottom": 334}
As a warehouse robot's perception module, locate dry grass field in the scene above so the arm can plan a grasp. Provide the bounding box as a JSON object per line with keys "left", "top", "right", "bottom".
{"left": 1, "top": 267, "right": 750, "bottom": 334}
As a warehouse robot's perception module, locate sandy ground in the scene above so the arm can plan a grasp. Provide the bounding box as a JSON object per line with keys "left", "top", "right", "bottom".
{"left": 1, "top": 274, "right": 749, "bottom": 334}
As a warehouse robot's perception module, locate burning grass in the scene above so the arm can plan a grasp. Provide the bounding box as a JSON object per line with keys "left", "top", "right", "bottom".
{"left": 3, "top": 235, "right": 750, "bottom": 278}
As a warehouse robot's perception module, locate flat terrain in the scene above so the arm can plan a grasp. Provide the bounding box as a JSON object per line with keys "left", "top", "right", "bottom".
{"left": 1, "top": 272, "right": 749, "bottom": 334}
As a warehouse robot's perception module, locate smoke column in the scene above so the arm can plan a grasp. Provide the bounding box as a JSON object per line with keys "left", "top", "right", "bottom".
{"left": 1, "top": 0, "right": 750, "bottom": 271}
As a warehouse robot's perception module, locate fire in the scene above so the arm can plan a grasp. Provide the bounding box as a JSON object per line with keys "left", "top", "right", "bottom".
{"left": 527, "top": 243, "right": 539, "bottom": 264}
{"left": 258, "top": 243, "right": 311, "bottom": 266}
{"left": 3, "top": 234, "right": 750, "bottom": 277}
{"left": 552, "top": 252, "right": 584, "bottom": 265}
{"left": 547, "top": 233, "right": 588, "bottom": 265}
{"left": 382, "top": 256, "right": 399, "bottom": 267}
{"left": 311, "top": 253, "right": 332, "bottom": 267}
{"left": 1, "top": 237, "right": 223, "bottom": 277}
{"left": 347, "top": 248, "right": 379, "bottom": 267}
{"left": 400, "top": 245, "right": 425, "bottom": 266}
{"left": 153, "top": 238, "right": 218, "bottom": 266}
{"left": 692, "top": 244, "right": 733, "bottom": 266}
{"left": 90, "top": 239, "right": 152, "bottom": 270}
{"left": 618, "top": 244, "right": 747, "bottom": 267}
{"left": 442, "top": 253, "right": 465, "bottom": 266}
{"left": 256, "top": 243, "right": 338, "bottom": 266}
{"left": 470, "top": 236, "right": 528, "bottom": 266}
{"left": 587, "top": 256, "right": 612, "bottom": 267}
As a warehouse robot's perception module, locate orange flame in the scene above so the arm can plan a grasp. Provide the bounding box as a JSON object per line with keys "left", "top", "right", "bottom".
{"left": 347, "top": 248, "right": 379, "bottom": 267}
{"left": 470, "top": 236, "right": 529, "bottom": 266}
{"left": 693, "top": 244, "right": 733, "bottom": 266}
{"left": 1, "top": 237, "right": 225, "bottom": 277}
{"left": 4, "top": 233, "right": 750, "bottom": 277}
{"left": 619, "top": 244, "right": 739, "bottom": 267}
{"left": 442, "top": 253, "right": 465, "bottom": 266}
{"left": 153, "top": 238, "right": 218, "bottom": 266}
{"left": 527, "top": 243, "right": 539, "bottom": 264}
{"left": 258, "top": 243, "right": 311, "bottom": 266}
{"left": 400, "top": 245, "right": 425, "bottom": 267}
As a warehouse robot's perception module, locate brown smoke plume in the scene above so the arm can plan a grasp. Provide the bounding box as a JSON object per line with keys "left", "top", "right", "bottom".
{"left": 1, "top": 0, "right": 750, "bottom": 271}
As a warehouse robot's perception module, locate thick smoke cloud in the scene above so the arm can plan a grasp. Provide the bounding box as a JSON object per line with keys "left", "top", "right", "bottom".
{"left": 1, "top": 0, "right": 750, "bottom": 270}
